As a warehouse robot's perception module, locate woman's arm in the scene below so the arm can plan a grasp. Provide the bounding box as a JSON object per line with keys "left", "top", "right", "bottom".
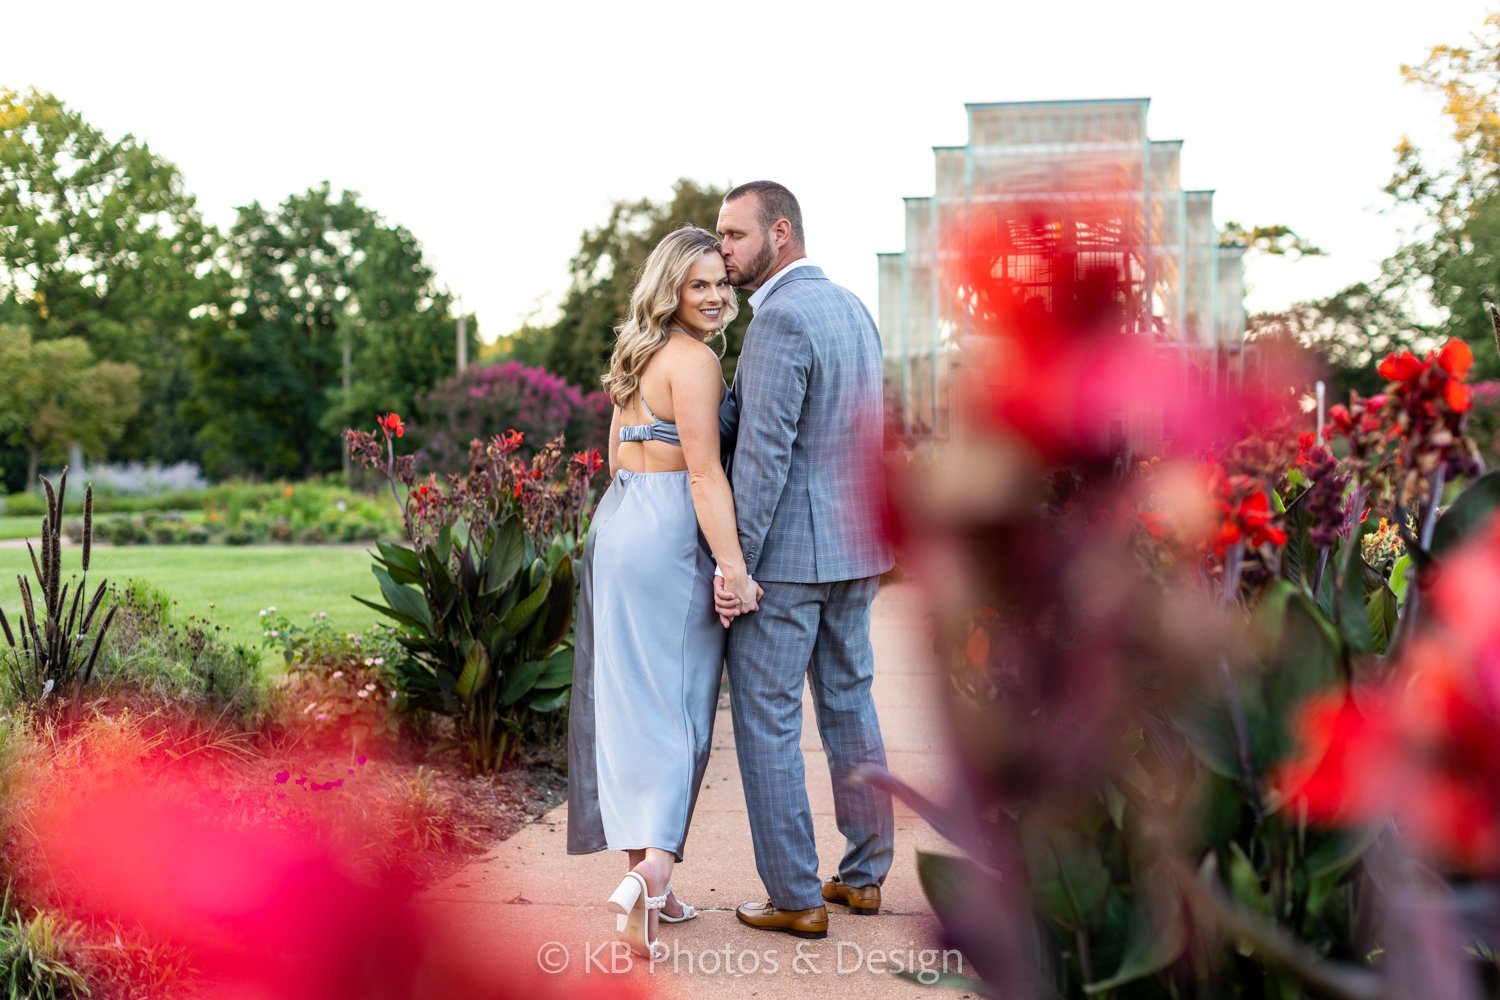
{"left": 674, "top": 346, "right": 757, "bottom": 611}
{"left": 607, "top": 405, "right": 621, "bottom": 478}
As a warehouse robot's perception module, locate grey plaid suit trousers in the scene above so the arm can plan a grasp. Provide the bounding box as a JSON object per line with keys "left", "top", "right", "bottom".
{"left": 725, "top": 266, "right": 895, "bottom": 910}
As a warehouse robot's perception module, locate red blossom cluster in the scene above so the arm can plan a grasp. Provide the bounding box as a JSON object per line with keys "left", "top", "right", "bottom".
{"left": 1276, "top": 512, "right": 1500, "bottom": 872}
{"left": 377, "top": 412, "right": 405, "bottom": 439}
{"left": 346, "top": 415, "right": 604, "bottom": 551}
{"left": 1207, "top": 464, "right": 1286, "bottom": 557}
{"left": 1379, "top": 339, "right": 1473, "bottom": 413}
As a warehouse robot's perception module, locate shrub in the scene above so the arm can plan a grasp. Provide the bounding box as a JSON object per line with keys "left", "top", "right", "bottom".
{"left": 0, "top": 893, "right": 91, "bottom": 1000}
{"left": 345, "top": 415, "right": 600, "bottom": 771}
{"left": 72, "top": 461, "right": 209, "bottom": 497}
{"left": 261, "top": 611, "right": 407, "bottom": 752}
{"left": 414, "top": 361, "right": 610, "bottom": 472}
{"left": 96, "top": 580, "right": 265, "bottom": 724}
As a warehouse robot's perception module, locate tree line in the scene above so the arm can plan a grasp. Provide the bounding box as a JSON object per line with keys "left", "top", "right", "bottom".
{"left": 1249, "top": 12, "right": 1500, "bottom": 395}
{"left": 0, "top": 89, "right": 473, "bottom": 489}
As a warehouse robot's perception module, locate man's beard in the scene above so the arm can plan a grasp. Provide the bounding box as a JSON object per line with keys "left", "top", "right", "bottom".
{"left": 735, "top": 235, "right": 777, "bottom": 291}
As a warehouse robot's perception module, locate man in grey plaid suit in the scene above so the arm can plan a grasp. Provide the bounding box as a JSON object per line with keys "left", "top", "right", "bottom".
{"left": 714, "top": 181, "right": 895, "bottom": 939}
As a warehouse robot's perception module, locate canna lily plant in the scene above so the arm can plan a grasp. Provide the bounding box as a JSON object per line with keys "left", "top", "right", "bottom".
{"left": 346, "top": 413, "right": 601, "bottom": 772}
{"left": 864, "top": 190, "right": 1500, "bottom": 998}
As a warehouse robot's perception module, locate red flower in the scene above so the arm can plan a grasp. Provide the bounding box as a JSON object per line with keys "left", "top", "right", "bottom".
{"left": 1377, "top": 351, "right": 1428, "bottom": 384}
{"left": 572, "top": 449, "right": 604, "bottom": 477}
{"left": 1327, "top": 404, "right": 1353, "bottom": 434}
{"left": 494, "top": 429, "right": 524, "bottom": 454}
{"left": 965, "top": 627, "right": 991, "bottom": 669}
{"left": 511, "top": 482, "right": 522, "bottom": 498}
{"left": 1274, "top": 690, "right": 1394, "bottom": 824}
{"left": 1439, "top": 338, "right": 1474, "bottom": 378}
{"left": 376, "top": 413, "right": 405, "bottom": 439}
{"left": 1447, "top": 379, "right": 1473, "bottom": 413}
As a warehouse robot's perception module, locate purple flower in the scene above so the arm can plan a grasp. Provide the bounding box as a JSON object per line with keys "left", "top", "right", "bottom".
{"left": 274, "top": 770, "right": 290, "bottom": 784}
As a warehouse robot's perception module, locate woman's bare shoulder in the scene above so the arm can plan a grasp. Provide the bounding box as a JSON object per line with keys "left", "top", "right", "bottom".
{"left": 661, "top": 337, "right": 722, "bottom": 379}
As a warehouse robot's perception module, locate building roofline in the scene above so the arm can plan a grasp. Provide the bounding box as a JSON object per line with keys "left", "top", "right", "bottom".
{"left": 964, "top": 97, "right": 1150, "bottom": 111}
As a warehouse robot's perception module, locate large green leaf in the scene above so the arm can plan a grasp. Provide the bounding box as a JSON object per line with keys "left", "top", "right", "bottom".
{"left": 485, "top": 519, "right": 526, "bottom": 595}
{"left": 373, "top": 566, "right": 433, "bottom": 630}
{"left": 352, "top": 594, "right": 427, "bottom": 631}
{"left": 1084, "top": 890, "right": 1185, "bottom": 993}
{"left": 497, "top": 575, "right": 552, "bottom": 644}
{"left": 1226, "top": 842, "right": 1271, "bottom": 918}
{"left": 916, "top": 850, "right": 1004, "bottom": 918}
{"left": 532, "top": 647, "right": 574, "bottom": 689}
{"left": 1389, "top": 554, "right": 1414, "bottom": 608}
{"left": 1022, "top": 822, "right": 1111, "bottom": 931}
{"left": 1366, "top": 584, "right": 1398, "bottom": 656}
{"left": 1335, "top": 542, "right": 1373, "bottom": 655}
{"left": 375, "top": 541, "right": 423, "bottom": 585}
{"left": 454, "top": 642, "right": 490, "bottom": 701}
{"left": 1432, "top": 469, "right": 1500, "bottom": 557}
{"left": 500, "top": 657, "right": 550, "bottom": 706}
{"left": 527, "top": 688, "right": 570, "bottom": 713}
{"left": 419, "top": 545, "right": 456, "bottom": 619}
{"left": 1260, "top": 592, "right": 1341, "bottom": 770}
{"left": 540, "top": 557, "right": 575, "bottom": 649}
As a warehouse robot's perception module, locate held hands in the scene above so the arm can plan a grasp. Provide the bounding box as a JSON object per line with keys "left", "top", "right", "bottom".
{"left": 714, "top": 572, "right": 763, "bottom": 629}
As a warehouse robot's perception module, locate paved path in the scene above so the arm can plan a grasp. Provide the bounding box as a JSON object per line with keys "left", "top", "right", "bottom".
{"left": 419, "top": 583, "right": 979, "bottom": 998}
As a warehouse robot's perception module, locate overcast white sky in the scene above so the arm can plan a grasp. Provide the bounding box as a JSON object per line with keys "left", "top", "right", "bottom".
{"left": 6, "top": 0, "right": 1495, "bottom": 340}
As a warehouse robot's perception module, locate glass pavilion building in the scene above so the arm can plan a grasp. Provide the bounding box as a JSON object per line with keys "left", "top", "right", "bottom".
{"left": 878, "top": 98, "right": 1246, "bottom": 439}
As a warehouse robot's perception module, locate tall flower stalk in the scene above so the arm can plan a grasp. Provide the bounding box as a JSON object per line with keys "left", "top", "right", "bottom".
{"left": 0, "top": 473, "right": 116, "bottom": 715}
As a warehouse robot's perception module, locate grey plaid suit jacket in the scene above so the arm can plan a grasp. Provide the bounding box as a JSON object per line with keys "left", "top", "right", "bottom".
{"left": 722, "top": 266, "right": 894, "bottom": 584}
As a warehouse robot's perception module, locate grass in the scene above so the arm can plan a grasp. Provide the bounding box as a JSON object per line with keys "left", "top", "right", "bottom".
{"left": 0, "top": 544, "right": 384, "bottom": 661}
{"left": 0, "top": 515, "right": 41, "bottom": 540}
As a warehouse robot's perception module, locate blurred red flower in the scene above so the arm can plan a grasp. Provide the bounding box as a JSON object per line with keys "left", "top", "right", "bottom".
{"left": 377, "top": 413, "right": 405, "bottom": 439}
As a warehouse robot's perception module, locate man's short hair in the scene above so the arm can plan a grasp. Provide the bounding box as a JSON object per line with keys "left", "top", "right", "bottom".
{"left": 725, "top": 180, "right": 805, "bottom": 247}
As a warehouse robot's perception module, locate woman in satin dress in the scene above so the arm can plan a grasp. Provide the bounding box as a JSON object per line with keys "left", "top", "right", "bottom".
{"left": 566, "top": 225, "right": 760, "bottom": 959}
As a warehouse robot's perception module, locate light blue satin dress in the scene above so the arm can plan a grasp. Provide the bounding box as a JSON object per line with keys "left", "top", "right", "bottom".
{"left": 566, "top": 398, "right": 726, "bottom": 860}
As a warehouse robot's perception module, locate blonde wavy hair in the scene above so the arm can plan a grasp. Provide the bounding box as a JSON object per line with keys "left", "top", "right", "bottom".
{"left": 602, "top": 225, "right": 737, "bottom": 408}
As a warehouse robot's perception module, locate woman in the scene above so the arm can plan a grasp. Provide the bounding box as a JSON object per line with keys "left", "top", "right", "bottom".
{"left": 565, "top": 225, "right": 760, "bottom": 959}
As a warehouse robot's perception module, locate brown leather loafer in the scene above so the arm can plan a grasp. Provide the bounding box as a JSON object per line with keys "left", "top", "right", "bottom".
{"left": 822, "top": 875, "right": 880, "bottom": 915}
{"left": 735, "top": 900, "right": 829, "bottom": 939}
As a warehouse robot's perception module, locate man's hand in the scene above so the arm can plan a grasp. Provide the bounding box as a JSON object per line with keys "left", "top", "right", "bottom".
{"left": 714, "top": 575, "right": 765, "bottom": 628}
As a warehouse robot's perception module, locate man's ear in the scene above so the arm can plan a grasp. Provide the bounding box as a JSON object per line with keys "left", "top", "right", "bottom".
{"left": 770, "top": 217, "right": 792, "bottom": 249}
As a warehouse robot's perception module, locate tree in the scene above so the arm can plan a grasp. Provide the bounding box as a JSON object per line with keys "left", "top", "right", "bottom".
{"left": 1374, "top": 13, "right": 1500, "bottom": 371}
{"left": 187, "top": 184, "right": 472, "bottom": 478}
{"left": 521, "top": 179, "right": 750, "bottom": 390}
{"left": 0, "top": 88, "right": 224, "bottom": 464}
{"left": 0, "top": 325, "right": 140, "bottom": 486}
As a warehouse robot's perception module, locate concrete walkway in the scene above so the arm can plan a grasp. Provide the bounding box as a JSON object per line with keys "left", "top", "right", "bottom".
{"left": 419, "top": 583, "right": 980, "bottom": 998}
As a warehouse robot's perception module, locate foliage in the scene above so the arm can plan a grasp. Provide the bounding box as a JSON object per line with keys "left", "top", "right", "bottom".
{"left": 346, "top": 415, "right": 600, "bottom": 771}
{"left": 0, "top": 476, "right": 115, "bottom": 716}
{"left": 66, "top": 462, "right": 207, "bottom": 497}
{"left": 260, "top": 610, "right": 407, "bottom": 752}
{"left": 514, "top": 178, "right": 750, "bottom": 389}
{"left": 1245, "top": 281, "right": 1429, "bottom": 400}
{"left": 0, "top": 889, "right": 91, "bottom": 1000}
{"left": 0, "top": 326, "right": 140, "bottom": 487}
{"left": 414, "top": 361, "right": 611, "bottom": 473}
{"left": 1218, "top": 221, "right": 1325, "bottom": 256}
{"left": 186, "top": 183, "right": 473, "bottom": 479}
{"left": 96, "top": 581, "right": 264, "bottom": 725}
{"left": 0, "top": 88, "right": 223, "bottom": 468}
{"left": 874, "top": 190, "right": 1500, "bottom": 997}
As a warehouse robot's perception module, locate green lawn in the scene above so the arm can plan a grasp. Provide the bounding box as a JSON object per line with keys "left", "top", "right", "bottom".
{"left": 0, "top": 516, "right": 41, "bottom": 541}
{"left": 0, "top": 544, "right": 385, "bottom": 658}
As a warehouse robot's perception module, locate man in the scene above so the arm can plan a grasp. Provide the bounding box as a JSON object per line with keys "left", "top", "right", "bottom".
{"left": 714, "top": 181, "right": 895, "bottom": 939}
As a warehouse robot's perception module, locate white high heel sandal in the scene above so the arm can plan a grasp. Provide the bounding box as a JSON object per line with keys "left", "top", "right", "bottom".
{"left": 606, "top": 871, "right": 668, "bottom": 959}
{"left": 657, "top": 884, "right": 698, "bottom": 924}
